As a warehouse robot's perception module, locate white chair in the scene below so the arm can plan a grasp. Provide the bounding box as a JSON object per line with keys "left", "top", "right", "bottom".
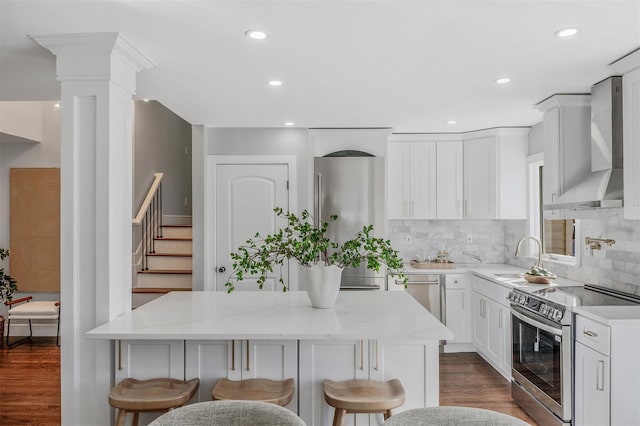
{"left": 4, "top": 296, "right": 60, "bottom": 348}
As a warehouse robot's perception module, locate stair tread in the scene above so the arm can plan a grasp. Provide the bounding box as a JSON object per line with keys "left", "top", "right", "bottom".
{"left": 133, "top": 287, "right": 192, "bottom": 294}
{"left": 154, "top": 237, "right": 192, "bottom": 241}
{"left": 139, "top": 269, "right": 192, "bottom": 274}
{"left": 146, "top": 252, "right": 192, "bottom": 257}
{"left": 161, "top": 225, "right": 192, "bottom": 228}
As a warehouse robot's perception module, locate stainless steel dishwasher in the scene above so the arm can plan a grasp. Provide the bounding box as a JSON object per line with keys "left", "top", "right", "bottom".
{"left": 388, "top": 273, "right": 444, "bottom": 322}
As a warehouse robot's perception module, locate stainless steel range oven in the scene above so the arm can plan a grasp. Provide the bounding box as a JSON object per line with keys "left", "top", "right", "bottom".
{"left": 509, "top": 284, "right": 640, "bottom": 426}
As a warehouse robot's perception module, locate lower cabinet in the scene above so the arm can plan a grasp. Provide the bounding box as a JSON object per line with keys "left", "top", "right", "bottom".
{"left": 185, "top": 339, "right": 298, "bottom": 412}
{"left": 299, "top": 340, "right": 439, "bottom": 426}
{"left": 573, "top": 314, "right": 640, "bottom": 426}
{"left": 444, "top": 274, "right": 473, "bottom": 352}
{"left": 471, "top": 276, "right": 511, "bottom": 380}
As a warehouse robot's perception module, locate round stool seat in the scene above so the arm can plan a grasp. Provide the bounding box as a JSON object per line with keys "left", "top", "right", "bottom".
{"left": 212, "top": 378, "right": 295, "bottom": 406}
{"left": 109, "top": 378, "right": 199, "bottom": 426}
{"left": 323, "top": 379, "right": 405, "bottom": 425}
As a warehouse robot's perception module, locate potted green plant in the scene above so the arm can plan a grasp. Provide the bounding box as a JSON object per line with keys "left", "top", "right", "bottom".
{"left": 225, "top": 207, "right": 406, "bottom": 308}
{"left": 0, "top": 248, "right": 18, "bottom": 303}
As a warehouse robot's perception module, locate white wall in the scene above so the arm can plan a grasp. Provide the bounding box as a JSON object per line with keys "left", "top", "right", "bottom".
{"left": 0, "top": 101, "right": 61, "bottom": 331}
{"left": 528, "top": 121, "right": 544, "bottom": 155}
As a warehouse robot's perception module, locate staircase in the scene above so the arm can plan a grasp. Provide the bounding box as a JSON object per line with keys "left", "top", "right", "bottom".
{"left": 133, "top": 224, "right": 192, "bottom": 308}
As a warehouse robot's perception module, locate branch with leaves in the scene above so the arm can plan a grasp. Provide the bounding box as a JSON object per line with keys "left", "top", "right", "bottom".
{"left": 0, "top": 248, "right": 18, "bottom": 303}
{"left": 225, "top": 208, "right": 406, "bottom": 293}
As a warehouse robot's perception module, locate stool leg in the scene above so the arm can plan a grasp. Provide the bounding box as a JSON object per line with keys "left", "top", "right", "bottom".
{"left": 132, "top": 412, "right": 140, "bottom": 426}
{"left": 384, "top": 409, "right": 392, "bottom": 420}
{"left": 115, "top": 409, "right": 127, "bottom": 426}
{"left": 332, "top": 408, "right": 346, "bottom": 426}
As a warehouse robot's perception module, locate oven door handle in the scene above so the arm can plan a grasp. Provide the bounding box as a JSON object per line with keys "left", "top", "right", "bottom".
{"left": 511, "top": 308, "right": 562, "bottom": 337}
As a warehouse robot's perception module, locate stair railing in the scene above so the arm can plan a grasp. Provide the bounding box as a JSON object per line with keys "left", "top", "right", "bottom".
{"left": 133, "top": 173, "right": 164, "bottom": 271}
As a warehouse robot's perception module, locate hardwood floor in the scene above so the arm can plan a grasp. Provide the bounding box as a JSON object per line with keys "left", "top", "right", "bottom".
{"left": 440, "top": 352, "right": 537, "bottom": 425}
{"left": 0, "top": 337, "right": 61, "bottom": 425}
{"left": 0, "top": 340, "right": 536, "bottom": 425}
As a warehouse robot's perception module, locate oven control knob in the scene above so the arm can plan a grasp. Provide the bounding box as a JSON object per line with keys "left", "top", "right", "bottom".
{"left": 518, "top": 295, "right": 526, "bottom": 304}
{"left": 540, "top": 304, "right": 548, "bottom": 315}
{"left": 552, "top": 309, "right": 563, "bottom": 322}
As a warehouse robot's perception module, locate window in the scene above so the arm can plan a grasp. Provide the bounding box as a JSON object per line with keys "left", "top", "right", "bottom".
{"left": 528, "top": 155, "right": 577, "bottom": 264}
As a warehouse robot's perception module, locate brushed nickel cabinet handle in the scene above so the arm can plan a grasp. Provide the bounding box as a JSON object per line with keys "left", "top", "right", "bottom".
{"left": 360, "top": 340, "right": 364, "bottom": 371}
{"left": 596, "top": 360, "right": 605, "bottom": 391}
{"left": 231, "top": 340, "right": 236, "bottom": 371}
{"left": 246, "top": 340, "right": 250, "bottom": 371}
{"left": 375, "top": 340, "right": 379, "bottom": 371}
{"left": 118, "top": 340, "right": 122, "bottom": 371}
{"left": 584, "top": 330, "right": 598, "bottom": 338}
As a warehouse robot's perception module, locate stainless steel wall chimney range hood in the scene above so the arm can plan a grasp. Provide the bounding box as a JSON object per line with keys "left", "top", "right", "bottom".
{"left": 543, "top": 76, "right": 623, "bottom": 210}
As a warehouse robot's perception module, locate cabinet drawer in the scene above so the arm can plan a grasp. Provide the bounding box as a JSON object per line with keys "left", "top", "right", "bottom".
{"left": 575, "top": 315, "right": 610, "bottom": 355}
{"left": 446, "top": 274, "right": 466, "bottom": 289}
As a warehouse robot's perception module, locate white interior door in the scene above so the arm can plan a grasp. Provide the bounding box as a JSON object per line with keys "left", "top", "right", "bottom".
{"left": 215, "top": 164, "right": 289, "bottom": 291}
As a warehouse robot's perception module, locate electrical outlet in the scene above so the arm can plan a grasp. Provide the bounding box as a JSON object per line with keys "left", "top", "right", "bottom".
{"left": 466, "top": 234, "right": 473, "bottom": 244}
{"left": 405, "top": 235, "right": 413, "bottom": 244}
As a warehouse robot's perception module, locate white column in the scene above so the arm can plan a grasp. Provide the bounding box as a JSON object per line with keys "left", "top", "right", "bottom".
{"left": 31, "top": 33, "right": 154, "bottom": 425}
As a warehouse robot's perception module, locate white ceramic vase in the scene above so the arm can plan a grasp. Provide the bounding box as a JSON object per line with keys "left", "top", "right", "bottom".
{"left": 302, "top": 262, "right": 343, "bottom": 309}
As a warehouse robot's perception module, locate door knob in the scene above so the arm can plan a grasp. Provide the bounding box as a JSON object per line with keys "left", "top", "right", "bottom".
{"left": 217, "top": 266, "right": 226, "bottom": 273}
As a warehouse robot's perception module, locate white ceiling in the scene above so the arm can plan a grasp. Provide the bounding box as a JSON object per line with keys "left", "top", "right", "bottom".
{"left": 1, "top": 1, "right": 639, "bottom": 132}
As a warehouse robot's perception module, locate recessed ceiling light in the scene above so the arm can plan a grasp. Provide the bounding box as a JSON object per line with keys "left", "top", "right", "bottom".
{"left": 495, "top": 77, "right": 511, "bottom": 84}
{"left": 142, "top": 98, "right": 150, "bottom": 102}
{"left": 268, "top": 80, "right": 283, "bottom": 87}
{"left": 283, "top": 122, "right": 294, "bottom": 126}
{"left": 447, "top": 120, "right": 457, "bottom": 125}
{"left": 245, "top": 30, "right": 267, "bottom": 40}
{"left": 554, "top": 28, "right": 578, "bottom": 38}
{"left": 53, "top": 103, "right": 61, "bottom": 108}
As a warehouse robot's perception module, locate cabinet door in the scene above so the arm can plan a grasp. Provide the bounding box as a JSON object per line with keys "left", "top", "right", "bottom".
{"left": 410, "top": 142, "right": 437, "bottom": 219}
{"left": 623, "top": 67, "right": 640, "bottom": 220}
{"left": 436, "top": 141, "right": 463, "bottom": 219}
{"left": 185, "top": 340, "right": 235, "bottom": 402}
{"left": 299, "top": 340, "right": 368, "bottom": 426}
{"left": 542, "top": 107, "right": 561, "bottom": 210}
{"left": 116, "top": 340, "right": 185, "bottom": 383}
{"left": 464, "top": 137, "right": 497, "bottom": 219}
{"left": 445, "top": 288, "right": 468, "bottom": 343}
{"left": 371, "top": 340, "right": 440, "bottom": 415}
{"left": 243, "top": 340, "right": 298, "bottom": 412}
{"left": 575, "top": 341, "right": 610, "bottom": 426}
{"left": 486, "top": 298, "right": 502, "bottom": 366}
{"left": 387, "top": 142, "right": 410, "bottom": 219}
{"left": 472, "top": 293, "right": 488, "bottom": 352}
{"left": 499, "top": 304, "right": 512, "bottom": 376}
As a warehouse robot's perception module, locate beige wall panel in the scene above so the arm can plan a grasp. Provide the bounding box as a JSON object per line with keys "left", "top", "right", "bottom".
{"left": 10, "top": 168, "right": 60, "bottom": 292}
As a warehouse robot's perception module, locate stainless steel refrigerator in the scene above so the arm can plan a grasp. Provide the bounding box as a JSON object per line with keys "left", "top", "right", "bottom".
{"left": 314, "top": 154, "right": 386, "bottom": 290}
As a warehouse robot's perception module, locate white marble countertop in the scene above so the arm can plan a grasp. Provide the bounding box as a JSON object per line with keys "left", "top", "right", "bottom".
{"left": 573, "top": 305, "right": 640, "bottom": 324}
{"left": 87, "top": 291, "right": 454, "bottom": 341}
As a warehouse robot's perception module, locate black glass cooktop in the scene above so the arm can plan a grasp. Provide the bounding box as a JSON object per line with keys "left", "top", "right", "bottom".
{"left": 533, "top": 285, "right": 640, "bottom": 308}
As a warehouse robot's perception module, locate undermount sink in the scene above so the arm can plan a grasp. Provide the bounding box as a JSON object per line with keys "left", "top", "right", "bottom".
{"left": 494, "top": 273, "right": 524, "bottom": 279}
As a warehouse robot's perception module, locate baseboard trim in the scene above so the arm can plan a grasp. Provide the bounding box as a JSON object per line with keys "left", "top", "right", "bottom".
{"left": 4, "top": 322, "right": 59, "bottom": 337}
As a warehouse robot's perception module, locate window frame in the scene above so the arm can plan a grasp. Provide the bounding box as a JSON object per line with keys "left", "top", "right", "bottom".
{"left": 527, "top": 153, "right": 580, "bottom": 267}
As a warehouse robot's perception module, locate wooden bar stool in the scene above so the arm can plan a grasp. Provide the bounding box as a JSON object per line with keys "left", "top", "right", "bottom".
{"left": 323, "top": 379, "right": 405, "bottom": 426}
{"left": 212, "top": 378, "right": 295, "bottom": 406}
{"left": 109, "top": 377, "right": 199, "bottom": 426}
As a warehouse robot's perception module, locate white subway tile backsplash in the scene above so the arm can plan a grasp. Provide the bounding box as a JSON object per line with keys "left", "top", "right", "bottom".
{"left": 390, "top": 208, "right": 640, "bottom": 293}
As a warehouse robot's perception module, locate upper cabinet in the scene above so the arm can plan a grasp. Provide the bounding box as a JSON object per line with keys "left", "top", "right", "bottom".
{"left": 387, "top": 140, "right": 437, "bottom": 219}
{"left": 388, "top": 129, "right": 528, "bottom": 221}
{"left": 611, "top": 49, "right": 640, "bottom": 220}
{"left": 388, "top": 135, "right": 464, "bottom": 220}
{"left": 437, "top": 141, "right": 464, "bottom": 219}
{"left": 463, "top": 129, "right": 529, "bottom": 219}
{"left": 535, "top": 95, "right": 591, "bottom": 217}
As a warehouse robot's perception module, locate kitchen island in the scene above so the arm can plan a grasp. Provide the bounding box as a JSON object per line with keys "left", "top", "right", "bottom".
{"left": 88, "top": 290, "right": 452, "bottom": 425}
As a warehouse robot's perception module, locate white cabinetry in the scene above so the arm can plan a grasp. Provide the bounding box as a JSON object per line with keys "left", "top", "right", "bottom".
{"left": 471, "top": 275, "right": 511, "bottom": 379}
{"left": 436, "top": 141, "right": 464, "bottom": 219}
{"left": 185, "top": 340, "right": 298, "bottom": 412}
{"left": 299, "top": 339, "right": 438, "bottom": 426}
{"left": 573, "top": 314, "right": 640, "bottom": 426}
{"left": 611, "top": 50, "right": 640, "bottom": 220}
{"left": 444, "top": 274, "right": 472, "bottom": 352}
{"left": 387, "top": 141, "right": 437, "bottom": 219}
{"left": 535, "top": 95, "right": 591, "bottom": 217}
{"left": 463, "top": 129, "right": 529, "bottom": 219}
